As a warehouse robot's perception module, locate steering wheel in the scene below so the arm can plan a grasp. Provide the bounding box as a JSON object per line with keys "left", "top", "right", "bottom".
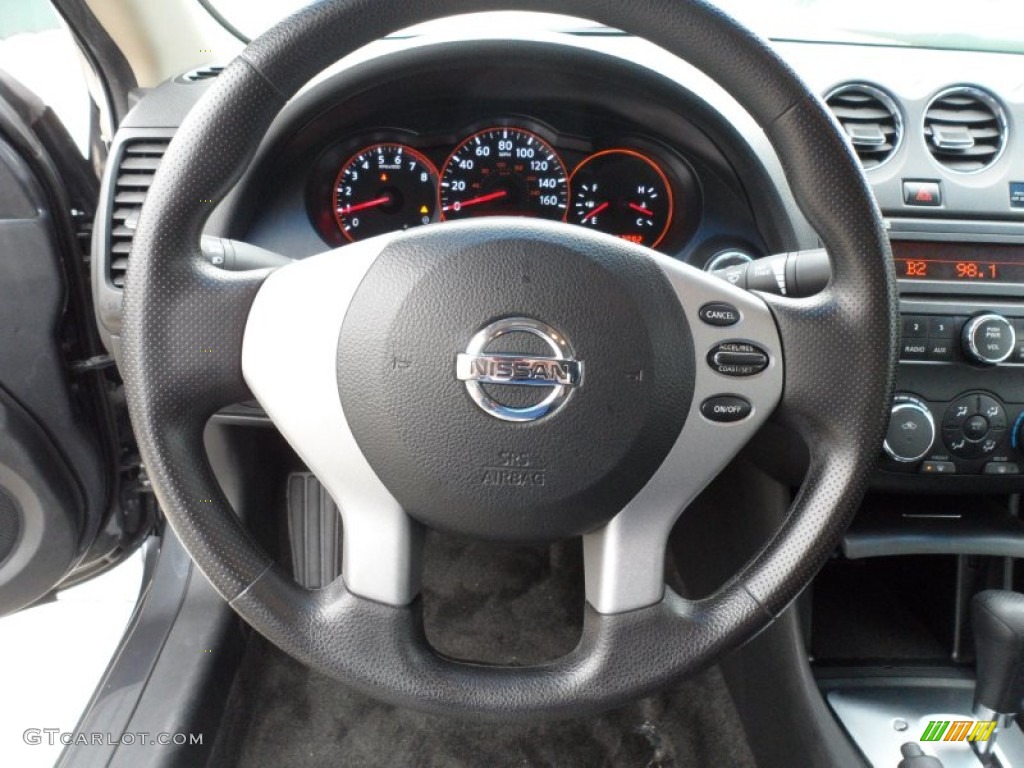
{"left": 121, "top": 0, "right": 896, "bottom": 719}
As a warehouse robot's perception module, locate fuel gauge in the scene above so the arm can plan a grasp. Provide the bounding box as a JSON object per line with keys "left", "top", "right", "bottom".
{"left": 569, "top": 149, "right": 674, "bottom": 248}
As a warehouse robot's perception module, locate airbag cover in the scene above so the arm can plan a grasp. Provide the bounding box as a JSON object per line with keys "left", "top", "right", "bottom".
{"left": 337, "top": 221, "right": 693, "bottom": 540}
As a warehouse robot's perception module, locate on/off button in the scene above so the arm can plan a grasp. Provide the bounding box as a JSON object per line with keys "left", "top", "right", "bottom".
{"left": 701, "top": 395, "right": 753, "bottom": 423}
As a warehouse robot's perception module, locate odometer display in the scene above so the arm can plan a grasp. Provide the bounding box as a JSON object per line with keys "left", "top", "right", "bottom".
{"left": 440, "top": 127, "right": 568, "bottom": 221}
{"left": 893, "top": 241, "right": 1024, "bottom": 283}
{"left": 334, "top": 143, "right": 438, "bottom": 242}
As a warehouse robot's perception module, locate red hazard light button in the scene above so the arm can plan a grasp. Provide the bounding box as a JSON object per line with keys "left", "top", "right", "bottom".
{"left": 903, "top": 180, "right": 942, "bottom": 207}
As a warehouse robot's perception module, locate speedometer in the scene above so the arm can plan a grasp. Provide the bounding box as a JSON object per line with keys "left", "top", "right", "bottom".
{"left": 440, "top": 127, "right": 568, "bottom": 221}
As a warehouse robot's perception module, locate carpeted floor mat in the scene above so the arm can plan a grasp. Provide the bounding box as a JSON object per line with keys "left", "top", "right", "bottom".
{"left": 209, "top": 534, "right": 757, "bottom": 768}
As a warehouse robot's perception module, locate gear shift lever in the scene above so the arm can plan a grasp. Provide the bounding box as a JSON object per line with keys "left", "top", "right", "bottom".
{"left": 971, "top": 590, "right": 1024, "bottom": 763}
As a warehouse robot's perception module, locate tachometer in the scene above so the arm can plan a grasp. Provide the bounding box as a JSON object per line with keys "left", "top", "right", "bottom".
{"left": 440, "top": 127, "right": 568, "bottom": 221}
{"left": 569, "top": 149, "right": 673, "bottom": 248}
{"left": 333, "top": 143, "right": 438, "bottom": 242}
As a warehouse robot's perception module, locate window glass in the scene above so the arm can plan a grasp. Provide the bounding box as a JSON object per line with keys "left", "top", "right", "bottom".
{"left": 203, "top": 0, "right": 1024, "bottom": 54}
{"left": 0, "top": 0, "right": 92, "bottom": 155}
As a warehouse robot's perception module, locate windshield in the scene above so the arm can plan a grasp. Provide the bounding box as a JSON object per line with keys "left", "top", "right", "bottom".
{"left": 203, "top": 0, "right": 1024, "bottom": 55}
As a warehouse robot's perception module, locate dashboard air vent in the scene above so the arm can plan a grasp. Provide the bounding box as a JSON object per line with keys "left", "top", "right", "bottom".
{"left": 108, "top": 139, "right": 170, "bottom": 288}
{"left": 924, "top": 87, "right": 1006, "bottom": 173}
{"left": 180, "top": 65, "right": 224, "bottom": 83}
{"left": 825, "top": 84, "right": 902, "bottom": 169}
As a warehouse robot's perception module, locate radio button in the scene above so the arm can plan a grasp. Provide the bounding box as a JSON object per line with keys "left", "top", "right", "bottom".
{"left": 902, "top": 315, "right": 928, "bottom": 338}
{"left": 926, "top": 339, "right": 955, "bottom": 361}
{"left": 928, "top": 316, "right": 957, "bottom": 338}
{"left": 900, "top": 340, "right": 928, "bottom": 360}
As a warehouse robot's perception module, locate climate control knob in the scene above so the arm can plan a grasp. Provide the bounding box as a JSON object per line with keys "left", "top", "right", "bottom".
{"left": 884, "top": 395, "right": 936, "bottom": 463}
{"left": 962, "top": 314, "right": 1016, "bottom": 365}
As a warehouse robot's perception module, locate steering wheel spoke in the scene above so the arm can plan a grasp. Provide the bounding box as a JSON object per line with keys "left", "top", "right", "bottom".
{"left": 584, "top": 254, "right": 783, "bottom": 614}
{"left": 242, "top": 234, "right": 423, "bottom": 605}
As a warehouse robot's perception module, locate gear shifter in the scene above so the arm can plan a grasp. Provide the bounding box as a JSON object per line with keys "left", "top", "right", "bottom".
{"left": 972, "top": 590, "right": 1024, "bottom": 763}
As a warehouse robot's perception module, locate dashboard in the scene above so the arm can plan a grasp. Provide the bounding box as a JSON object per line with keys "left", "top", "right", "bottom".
{"left": 92, "top": 29, "right": 1024, "bottom": 496}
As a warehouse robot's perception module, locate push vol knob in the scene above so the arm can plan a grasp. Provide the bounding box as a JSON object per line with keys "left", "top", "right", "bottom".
{"left": 962, "top": 314, "right": 1015, "bottom": 365}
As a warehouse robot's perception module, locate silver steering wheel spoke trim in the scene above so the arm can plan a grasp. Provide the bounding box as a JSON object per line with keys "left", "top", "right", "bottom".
{"left": 241, "top": 233, "right": 424, "bottom": 606}
{"left": 583, "top": 253, "right": 783, "bottom": 614}
{"left": 242, "top": 233, "right": 782, "bottom": 613}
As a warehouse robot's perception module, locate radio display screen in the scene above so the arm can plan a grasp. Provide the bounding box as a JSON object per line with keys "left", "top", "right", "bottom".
{"left": 893, "top": 241, "right": 1024, "bottom": 283}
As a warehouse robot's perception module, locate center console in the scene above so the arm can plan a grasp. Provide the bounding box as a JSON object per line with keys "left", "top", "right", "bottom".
{"left": 818, "top": 223, "right": 1024, "bottom": 766}
{"left": 879, "top": 226, "right": 1024, "bottom": 492}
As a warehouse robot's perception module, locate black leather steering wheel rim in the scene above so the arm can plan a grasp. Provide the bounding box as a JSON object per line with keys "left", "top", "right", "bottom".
{"left": 121, "top": 0, "right": 897, "bottom": 719}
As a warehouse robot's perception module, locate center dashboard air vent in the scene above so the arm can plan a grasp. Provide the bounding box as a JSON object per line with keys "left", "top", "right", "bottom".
{"left": 107, "top": 139, "right": 170, "bottom": 288}
{"left": 923, "top": 86, "right": 1007, "bottom": 173}
{"left": 179, "top": 65, "right": 224, "bottom": 83}
{"left": 825, "top": 83, "right": 903, "bottom": 169}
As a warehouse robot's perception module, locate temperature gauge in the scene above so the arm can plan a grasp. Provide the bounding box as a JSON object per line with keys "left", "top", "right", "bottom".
{"left": 569, "top": 149, "right": 674, "bottom": 248}
{"left": 334, "top": 143, "right": 439, "bottom": 242}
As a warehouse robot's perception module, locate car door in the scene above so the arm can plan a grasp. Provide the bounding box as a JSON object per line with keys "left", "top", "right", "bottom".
{"left": 0, "top": 58, "right": 146, "bottom": 616}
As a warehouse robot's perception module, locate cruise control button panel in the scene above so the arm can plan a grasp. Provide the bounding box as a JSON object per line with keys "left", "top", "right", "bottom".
{"left": 706, "top": 342, "right": 769, "bottom": 376}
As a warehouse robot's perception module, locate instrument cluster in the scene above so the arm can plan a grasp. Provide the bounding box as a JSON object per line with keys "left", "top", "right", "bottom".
{"left": 308, "top": 120, "right": 701, "bottom": 253}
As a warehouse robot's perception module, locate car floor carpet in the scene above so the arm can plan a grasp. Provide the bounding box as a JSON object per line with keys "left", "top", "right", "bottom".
{"left": 209, "top": 534, "right": 757, "bottom": 768}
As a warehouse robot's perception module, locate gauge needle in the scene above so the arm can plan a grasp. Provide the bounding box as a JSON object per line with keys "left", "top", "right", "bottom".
{"left": 444, "top": 190, "right": 507, "bottom": 212}
{"left": 629, "top": 202, "right": 654, "bottom": 217}
{"left": 339, "top": 195, "right": 391, "bottom": 215}
{"left": 581, "top": 201, "right": 609, "bottom": 222}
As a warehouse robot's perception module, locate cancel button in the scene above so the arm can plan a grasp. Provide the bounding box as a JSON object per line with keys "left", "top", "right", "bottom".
{"left": 700, "top": 395, "right": 752, "bottom": 423}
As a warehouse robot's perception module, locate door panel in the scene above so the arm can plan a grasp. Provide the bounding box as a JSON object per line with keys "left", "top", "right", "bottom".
{"left": 0, "top": 75, "right": 119, "bottom": 615}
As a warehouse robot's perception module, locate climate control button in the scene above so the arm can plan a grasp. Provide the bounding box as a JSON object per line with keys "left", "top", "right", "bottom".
{"left": 942, "top": 393, "right": 1006, "bottom": 459}
{"left": 964, "top": 415, "right": 990, "bottom": 441}
{"left": 884, "top": 395, "right": 936, "bottom": 463}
